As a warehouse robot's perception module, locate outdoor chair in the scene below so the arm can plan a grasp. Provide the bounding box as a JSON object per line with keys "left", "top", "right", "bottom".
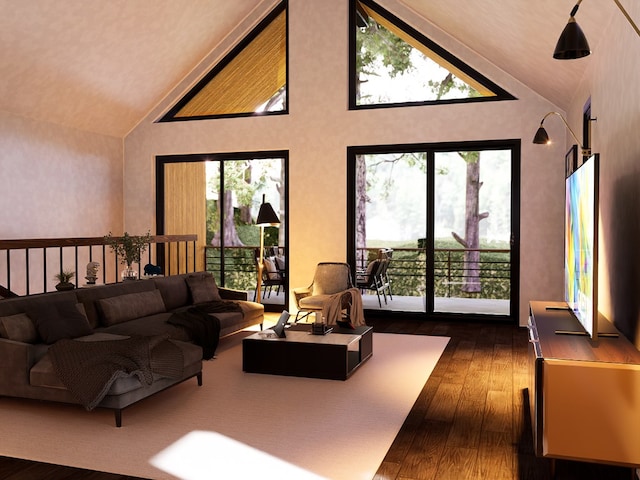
{"left": 253, "top": 248, "right": 285, "bottom": 301}
{"left": 356, "top": 259, "right": 386, "bottom": 307}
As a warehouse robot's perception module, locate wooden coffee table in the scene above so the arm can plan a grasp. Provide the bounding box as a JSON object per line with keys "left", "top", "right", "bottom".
{"left": 242, "top": 324, "right": 373, "bottom": 380}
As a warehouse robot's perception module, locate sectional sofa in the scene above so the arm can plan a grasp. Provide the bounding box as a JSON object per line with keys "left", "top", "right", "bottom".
{"left": 0, "top": 272, "right": 264, "bottom": 426}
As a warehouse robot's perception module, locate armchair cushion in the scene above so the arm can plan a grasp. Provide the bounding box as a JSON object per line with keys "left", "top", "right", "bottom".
{"left": 263, "top": 257, "right": 280, "bottom": 280}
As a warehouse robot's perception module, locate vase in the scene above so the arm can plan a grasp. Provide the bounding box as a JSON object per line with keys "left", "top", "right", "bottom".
{"left": 55, "top": 282, "right": 75, "bottom": 291}
{"left": 121, "top": 267, "right": 138, "bottom": 281}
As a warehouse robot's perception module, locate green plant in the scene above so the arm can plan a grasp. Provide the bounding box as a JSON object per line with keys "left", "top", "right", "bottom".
{"left": 104, "top": 231, "right": 151, "bottom": 267}
{"left": 54, "top": 269, "right": 75, "bottom": 284}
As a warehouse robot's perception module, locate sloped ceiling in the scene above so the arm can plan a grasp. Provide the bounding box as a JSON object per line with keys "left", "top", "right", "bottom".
{"left": 0, "top": 0, "right": 264, "bottom": 137}
{"left": 0, "top": 0, "right": 619, "bottom": 138}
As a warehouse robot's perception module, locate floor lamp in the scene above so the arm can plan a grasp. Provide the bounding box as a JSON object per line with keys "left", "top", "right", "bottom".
{"left": 255, "top": 195, "right": 280, "bottom": 304}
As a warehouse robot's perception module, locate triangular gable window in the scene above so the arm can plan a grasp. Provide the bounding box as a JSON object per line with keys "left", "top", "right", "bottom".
{"left": 350, "top": 0, "right": 514, "bottom": 108}
{"left": 161, "top": 1, "right": 287, "bottom": 121}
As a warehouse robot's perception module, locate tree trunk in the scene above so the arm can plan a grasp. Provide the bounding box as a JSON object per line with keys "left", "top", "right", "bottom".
{"left": 212, "top": 190, "right": 244, "bottom": 246}
{"left": 356, "top": 154, "right": 367, "bottom": 263}
{"left": 463, "top": 157, "right": 481, "bottom": 293}
{"left": 451, "top": 152, "right": 488, "bottom": 294}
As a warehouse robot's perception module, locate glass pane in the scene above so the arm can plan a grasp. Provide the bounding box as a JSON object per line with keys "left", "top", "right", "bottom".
{"left": 355, "top": 1, "right": 491, "bottom": 107}
{"left": 355, "top": 152, "right": 427, "bottom": 312}
{"left": 207, "top": 158, "right": 285, "bottom": 305}
{"left": 433, "top": 150, "right": 511, "bottom": 315}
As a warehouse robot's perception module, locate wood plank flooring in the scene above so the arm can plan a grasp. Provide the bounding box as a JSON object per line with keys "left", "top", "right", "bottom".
{"left": 0, "top": 318, "right": 636, "bottom": 480}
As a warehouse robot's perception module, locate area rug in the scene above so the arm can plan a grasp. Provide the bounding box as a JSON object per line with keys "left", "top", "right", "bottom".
{"left": 0, "top": 332, "right": 449, "bottom": 480}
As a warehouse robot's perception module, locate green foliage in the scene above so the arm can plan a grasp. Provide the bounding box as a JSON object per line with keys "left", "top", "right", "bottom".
{"left": 54, "top": 269, "right": 75, "bottom": 284}
{"left": 104, "top": 231, "right": 151, "bottom": 266}
{"left": 356, "top": 21, "right": 413, "bottom": 78}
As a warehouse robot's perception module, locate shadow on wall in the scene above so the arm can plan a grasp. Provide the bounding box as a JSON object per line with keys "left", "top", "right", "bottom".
{"left": 608, "top": 171, "right": 640, "bottom": 348}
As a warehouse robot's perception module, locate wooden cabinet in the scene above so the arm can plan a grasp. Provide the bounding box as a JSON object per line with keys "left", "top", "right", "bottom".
{"left": 528, "top": 301, "right": 640, "bottom": 468}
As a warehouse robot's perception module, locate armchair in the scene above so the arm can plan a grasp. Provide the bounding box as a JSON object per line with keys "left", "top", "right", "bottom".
{"left": 293, "top": 262, "right": 353, "bottom": 323}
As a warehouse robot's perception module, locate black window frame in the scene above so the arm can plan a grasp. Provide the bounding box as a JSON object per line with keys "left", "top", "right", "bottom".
{"left": 349, "top": 0, "right": 516, "bottom": 111}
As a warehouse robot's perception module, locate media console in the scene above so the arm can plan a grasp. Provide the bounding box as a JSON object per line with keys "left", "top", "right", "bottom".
{"left": 528, "top": 301, "right": 640, "bottom": 470}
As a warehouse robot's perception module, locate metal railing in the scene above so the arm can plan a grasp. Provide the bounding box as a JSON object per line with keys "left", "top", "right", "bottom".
{"left": 199, "top": 245, "right": 510, "bottom": 300}
{"left": 356, "top": 247, "right": 511, "bottom": 299}
{"left": 0, "top": 235, "right": 197, "bottom": 297}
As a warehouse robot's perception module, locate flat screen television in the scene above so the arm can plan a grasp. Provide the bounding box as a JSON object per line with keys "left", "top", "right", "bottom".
{"left": 564, "top": 153, "right": 599, "bottom": 339}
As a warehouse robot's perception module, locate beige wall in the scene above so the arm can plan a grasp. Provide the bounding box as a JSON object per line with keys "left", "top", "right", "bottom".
{"left": 0, "top": 111, "right": 123, "bottom": 239}
{"left": 566, "top": 2, "right": 640, "bottom": 346}
{"left": 124, "top": 0, "right": 567, "bottom": 325}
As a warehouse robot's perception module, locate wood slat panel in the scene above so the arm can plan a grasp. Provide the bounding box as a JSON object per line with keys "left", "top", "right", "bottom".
{"left": 164, "top": 162, "right": 206, "bottom": 273}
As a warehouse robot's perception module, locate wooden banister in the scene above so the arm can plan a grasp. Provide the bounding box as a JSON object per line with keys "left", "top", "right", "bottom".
{"left": 0, "top": 235, "right": 198, "bottom": 297}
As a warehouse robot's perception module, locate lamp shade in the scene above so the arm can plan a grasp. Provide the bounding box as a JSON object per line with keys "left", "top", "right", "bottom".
{"left": 553, "top": 17, "right": 591, "bottom": 59}
{"left": 256, "top": 195, "right": 280, "bottom": 226}
{"left": 533, "top": 126, "right": 550, "bottom": 145}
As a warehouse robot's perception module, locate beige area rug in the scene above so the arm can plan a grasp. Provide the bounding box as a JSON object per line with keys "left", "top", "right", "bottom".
{"left": 0, "top": 332, "right": 449, "bottom": 480}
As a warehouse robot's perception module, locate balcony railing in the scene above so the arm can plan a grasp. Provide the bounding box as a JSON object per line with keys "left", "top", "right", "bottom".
{"left": 0, "top": 235, "right": 197, "bottom": 297}
{"left": 200, "top": 246, "right": 510, "bottom": 300}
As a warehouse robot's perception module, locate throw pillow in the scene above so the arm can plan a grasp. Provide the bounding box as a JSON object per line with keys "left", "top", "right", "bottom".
{"left": 0, "top": 313, "right": 38, "bottom": 343}
{"left": 97, "top": 289, "right": 167, "bottom": 327}
{"left": 26, "top": 298, "right": 93, "bottom": 344}
{"left": 263, "top": 257, "right": 280, "bottom": 280}
{"left": 186, "top": 273, "right": 221, "bottom": 304}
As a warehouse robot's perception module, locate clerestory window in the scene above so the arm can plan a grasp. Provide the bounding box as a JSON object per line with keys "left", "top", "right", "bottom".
{"left": 350, "top": 0, "right": 515, "bottom": 109}
{"left": 160, "top": 1, "right": 287, "bottom": 121}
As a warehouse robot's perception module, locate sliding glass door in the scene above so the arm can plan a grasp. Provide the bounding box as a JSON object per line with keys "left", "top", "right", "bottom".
{"left": 348, "top": 140, "right": 519, "bottom": 320}
{"left": 157, "top": 151, "right": 288, "bottom": 311}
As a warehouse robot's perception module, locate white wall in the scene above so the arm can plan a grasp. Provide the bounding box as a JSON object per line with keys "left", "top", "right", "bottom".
{"left": 567, "top": 2, "right": 640, "bottom": 346}
{"left": 124, "top": 0, "right": 568, "bottom": 324}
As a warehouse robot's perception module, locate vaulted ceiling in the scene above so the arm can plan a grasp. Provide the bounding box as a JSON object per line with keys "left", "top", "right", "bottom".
{"left": 0, "top": 0, "right": 619, "bottom": 137}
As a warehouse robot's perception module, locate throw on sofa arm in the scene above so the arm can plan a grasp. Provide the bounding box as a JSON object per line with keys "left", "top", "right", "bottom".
{"left": 218, "top": 287, "right": 250, "bottom": 301}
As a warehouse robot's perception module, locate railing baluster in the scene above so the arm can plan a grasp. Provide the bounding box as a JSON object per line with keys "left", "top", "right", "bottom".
{"left": 25, "top": 248, "right": 30, "bottom": 296}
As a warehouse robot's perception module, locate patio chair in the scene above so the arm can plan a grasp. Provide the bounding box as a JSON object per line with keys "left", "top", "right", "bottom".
{"left": 253, "top": 248, "right": 285, "bottom": 301}
{"left": 356, "top": 259, "right": 386, "bottom": 307}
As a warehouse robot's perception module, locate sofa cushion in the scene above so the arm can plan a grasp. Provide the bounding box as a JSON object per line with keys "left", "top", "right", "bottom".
{"left": 97, "top": 312, "right": 191, "bottom": 342}
{"left": 153, "top": 275, "right": 190, "bottom": 311}
{"left": 97, "top": 289, "right": 166, "bottom": 327}
{"left": 0, "top": 313, "right": 38, "bottom": 343}
{"left": 26, "top": 297, "right": 93, "bottom": 344}
{"left": 75, "top": 280, "right": 157, "bottom": 328}
{"left": 186, "top": 273, "right": 221, "bottom": 304}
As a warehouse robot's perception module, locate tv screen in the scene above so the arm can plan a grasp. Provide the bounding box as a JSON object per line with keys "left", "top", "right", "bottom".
{"left": 564, "top": 153, "right": 599, "bottom": 339}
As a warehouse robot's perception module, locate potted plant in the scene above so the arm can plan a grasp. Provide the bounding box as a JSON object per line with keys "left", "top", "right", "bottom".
{"left": 104, "top": 231, "right": 151, "bottom": 280}
{"left": 54, "top": 269, "right": 75, "bottom": 291}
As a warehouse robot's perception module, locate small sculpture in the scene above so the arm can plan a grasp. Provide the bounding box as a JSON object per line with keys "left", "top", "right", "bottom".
{"left": 85, "top": 261, "right": 100, "bottom": 284}
{"left": 144, "top": 263, "right": 162, "bottom": 276}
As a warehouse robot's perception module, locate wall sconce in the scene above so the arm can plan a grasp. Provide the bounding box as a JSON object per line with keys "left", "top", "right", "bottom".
{"left": 532, "top": 111, "right": 593, "bottom": 156}
{"left": 554, "top": 0, "right": 640, "bottom": 59}
{"left": 255, "top": 194, "right": 280, "bottom": 304}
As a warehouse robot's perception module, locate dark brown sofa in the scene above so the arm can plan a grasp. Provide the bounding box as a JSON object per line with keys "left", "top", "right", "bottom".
{"left": 0, "top": 272, "right": 264, "bottom": 426}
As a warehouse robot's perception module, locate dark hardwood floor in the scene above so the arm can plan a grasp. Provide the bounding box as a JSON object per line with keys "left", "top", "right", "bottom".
{"left": 0, "top": 318, "right": 636, "bottom": 479}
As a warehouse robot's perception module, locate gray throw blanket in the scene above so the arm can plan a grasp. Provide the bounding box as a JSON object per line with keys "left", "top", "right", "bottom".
{"left": 48, "top": 335, "right": 184, "bottom": 411}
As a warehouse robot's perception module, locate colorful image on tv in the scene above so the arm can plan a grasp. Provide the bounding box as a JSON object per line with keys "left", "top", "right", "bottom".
{"left": 564, "top": 154, "right": 598, "bottom": 338}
